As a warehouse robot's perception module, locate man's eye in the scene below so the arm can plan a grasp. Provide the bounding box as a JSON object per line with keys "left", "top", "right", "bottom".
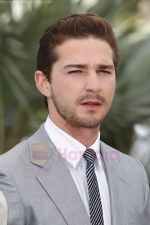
{"left": 68, "top": 70, "right": 82, "bottom": 74}
{"left": 100, "top": 70, "right": 111, "bottom": 74}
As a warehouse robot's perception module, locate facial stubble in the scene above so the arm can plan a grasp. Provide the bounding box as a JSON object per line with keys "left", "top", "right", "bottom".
{"left": 50, "top": 87, "right": 111, "bottom": 129}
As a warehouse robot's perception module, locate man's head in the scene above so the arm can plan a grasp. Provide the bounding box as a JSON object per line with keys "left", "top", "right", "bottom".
{"left": 35, "top": 13, "right": 118, "bottom": 130}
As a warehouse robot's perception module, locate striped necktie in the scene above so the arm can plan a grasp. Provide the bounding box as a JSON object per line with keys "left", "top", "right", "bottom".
{"left": 83, "top": 148, "right": 104, "bottom": 225}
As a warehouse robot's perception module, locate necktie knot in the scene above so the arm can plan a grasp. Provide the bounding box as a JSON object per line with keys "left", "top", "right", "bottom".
{"left": 83, "top": 148, "right": 96, "bottom": 164}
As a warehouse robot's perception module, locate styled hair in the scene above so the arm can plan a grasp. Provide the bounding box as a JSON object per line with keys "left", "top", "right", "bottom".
{"left": 36, "top": 13, "right": 119, "bottom": 107}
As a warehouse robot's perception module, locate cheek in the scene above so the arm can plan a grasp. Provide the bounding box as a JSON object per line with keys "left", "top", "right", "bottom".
{"left": 51, "top": 80, "right": 77, "bottom": 104}
{"left": 104, "top": 80, "right": 116, "bottom": 101}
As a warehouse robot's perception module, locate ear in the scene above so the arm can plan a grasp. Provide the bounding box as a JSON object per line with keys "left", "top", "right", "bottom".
{"left": 34, "top": 71, "right": 51, "bottom": 97}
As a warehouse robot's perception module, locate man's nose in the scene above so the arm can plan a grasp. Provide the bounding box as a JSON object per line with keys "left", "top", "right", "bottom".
{"left": 85, "top": 71, "right": 100, "bottom": 93}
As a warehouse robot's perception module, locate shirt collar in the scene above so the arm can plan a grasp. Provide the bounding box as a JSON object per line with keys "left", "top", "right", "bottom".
{"left": 44, "top": 116, "right": 100, "bottom": 168}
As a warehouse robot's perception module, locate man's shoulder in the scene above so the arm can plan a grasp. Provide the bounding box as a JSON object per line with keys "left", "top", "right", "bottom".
{"left": 101, "top": 140, "right": 141, "bottom": 164}
{"left": 101, "top": 141, "right": 148, "bottom": 183}
{"left": 0, "top": 137, "right": 30, "bottom": 173}
{"left": 0, "top": 124, "right": 47, "bottom": 169}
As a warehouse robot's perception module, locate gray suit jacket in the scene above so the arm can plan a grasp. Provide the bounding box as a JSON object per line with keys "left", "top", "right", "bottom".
{"left": 0, "top": 125, "right": 149, "bottom": 225}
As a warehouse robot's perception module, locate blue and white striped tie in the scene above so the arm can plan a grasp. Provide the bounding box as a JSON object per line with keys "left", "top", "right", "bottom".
{"left": 83, "top": 148, "right": 104, "bottom": 225}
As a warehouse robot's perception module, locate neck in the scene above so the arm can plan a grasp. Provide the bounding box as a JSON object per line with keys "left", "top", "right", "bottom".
{"left": 49, "top": 115, "right": 100, "bottom": 147}
{"left": 63, "top": 126, "right": 100, "bottom": 147}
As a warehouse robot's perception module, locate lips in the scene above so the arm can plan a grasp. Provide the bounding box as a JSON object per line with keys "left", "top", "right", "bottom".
{"left": 81, "top": 101, "right": 101, "bottom": 106}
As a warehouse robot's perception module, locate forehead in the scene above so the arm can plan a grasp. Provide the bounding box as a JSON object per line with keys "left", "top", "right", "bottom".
{"left": 54, "top": 37, "right": 114, "bottom": 65}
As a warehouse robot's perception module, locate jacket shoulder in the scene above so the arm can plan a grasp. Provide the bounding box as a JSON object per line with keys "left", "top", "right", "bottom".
{"left": 101, "top": 141, "right": 149, "bottom": 184}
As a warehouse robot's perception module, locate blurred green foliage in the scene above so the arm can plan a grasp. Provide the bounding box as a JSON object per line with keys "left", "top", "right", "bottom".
{"left": 0, "top": 0, "right": 150, "bottom": 160}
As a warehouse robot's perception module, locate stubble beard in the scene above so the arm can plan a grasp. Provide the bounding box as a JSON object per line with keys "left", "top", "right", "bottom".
{"left": 51, "top": 88, "right": 108, "bottom": 129}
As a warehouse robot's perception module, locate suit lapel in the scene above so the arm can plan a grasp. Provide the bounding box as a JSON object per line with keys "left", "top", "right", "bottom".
{"left": 29, "top": 125, "right": 91, "bottom": 225}
{"left": 100, "top": 142, "right": 131, "bottom": 225}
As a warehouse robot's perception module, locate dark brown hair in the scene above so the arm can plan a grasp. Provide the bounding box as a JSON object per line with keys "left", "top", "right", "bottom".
{"left": 36, "top": 13, "right": 119, "bottom": 107}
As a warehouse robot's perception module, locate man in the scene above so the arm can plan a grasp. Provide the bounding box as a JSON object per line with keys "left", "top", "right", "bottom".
{"left": 0, "top": 13, "right": 149, "bottom": 225}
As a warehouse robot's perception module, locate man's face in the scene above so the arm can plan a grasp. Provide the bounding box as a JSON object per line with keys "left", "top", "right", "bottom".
{"left": 48, "top": 37, "right": 116, "bottom": 129}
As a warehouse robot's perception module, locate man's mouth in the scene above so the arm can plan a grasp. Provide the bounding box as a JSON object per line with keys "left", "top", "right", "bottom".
{"left": 78, "top": 94, "right": 105, "bottom": 107}
{"left": 81, "top": 100, "right": 101, "bottom": 106}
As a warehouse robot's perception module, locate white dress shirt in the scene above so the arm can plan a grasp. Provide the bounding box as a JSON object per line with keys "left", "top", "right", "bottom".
{"left": 45, "top": 116, "right": 111, "bottom": 225}
{"left": 0, "top": 190, "right": 7, "bottom": 225}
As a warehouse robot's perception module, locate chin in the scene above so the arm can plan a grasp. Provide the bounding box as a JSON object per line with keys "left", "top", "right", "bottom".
{"left": 73, "top": 116, "right": 102, "bottom": 128}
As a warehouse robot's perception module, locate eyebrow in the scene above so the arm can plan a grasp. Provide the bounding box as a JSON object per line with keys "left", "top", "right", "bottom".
{"left": 99, "top": 64, "right": 114, "bottom": 70}
{"left": 64, "top": 64, "right": 114, "bottom": 70}
{"left": 64, "top": 64, "right": 87, "bottom": 69}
